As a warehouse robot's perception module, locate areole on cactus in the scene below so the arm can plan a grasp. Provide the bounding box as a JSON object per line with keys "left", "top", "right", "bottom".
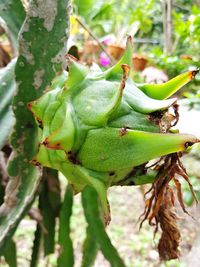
{"left": 28, "top": 36, "right": 199, "bottom": 259}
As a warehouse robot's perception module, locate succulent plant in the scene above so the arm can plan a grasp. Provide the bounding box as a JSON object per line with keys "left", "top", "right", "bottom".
{"left": 28, "top": 37, "right": 199, "bottom": 226}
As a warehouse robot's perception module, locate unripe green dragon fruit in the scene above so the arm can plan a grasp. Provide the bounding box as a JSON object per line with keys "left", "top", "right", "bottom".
{"left": 28, "top": 37, "right": 199, "bottom": 223}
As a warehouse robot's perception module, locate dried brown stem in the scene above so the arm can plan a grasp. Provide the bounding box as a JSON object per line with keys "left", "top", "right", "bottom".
{"left": 75, "top": 17, "right": 115, "bottom": 64}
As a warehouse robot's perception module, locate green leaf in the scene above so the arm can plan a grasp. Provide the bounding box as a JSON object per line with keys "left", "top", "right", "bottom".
{"left": 74, "top": 0, "right": 106, "bottom": 21}
{"left": 0, "top": 59, "right": 16, "bottom": 149}
{"left": 0, "top": 0, "right": 70, "bottom": 252}
{"left": 0, "top": 0, "right": 26, "bottom": 53}
{"left": 82, "top": 186, "right": 126, "bottom": 267}
{"left": 30, "top": 224, "right": 41, "bottom": 267}
{"left": 39, "top": 168, "right": 61, "bottom": 255}
{"left": 57, "top": 185, "right": 74, "bottom": 267}
{"left": 3, "top": 239, "right": 17, "bottom": 267}
{"left": 81, "top": 226, "right": 98, "bottom": 267}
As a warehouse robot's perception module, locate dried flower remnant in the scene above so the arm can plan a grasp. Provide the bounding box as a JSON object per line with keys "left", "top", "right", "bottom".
{"left": 140, "top": 153, "right": 198, "bottom": 260}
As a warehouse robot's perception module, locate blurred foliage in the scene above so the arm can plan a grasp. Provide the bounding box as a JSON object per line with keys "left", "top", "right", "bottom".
{"left": 72, "top": 0, "right": 162, "bottom": 43}
{"left": 149, "top": 4, "right": 200, "bottom": 78}
{"left": 173, "top": 5, "right": 200, "bottom": 57}
{"left": 183, "top": 175, "right": 200, "bottom": 206}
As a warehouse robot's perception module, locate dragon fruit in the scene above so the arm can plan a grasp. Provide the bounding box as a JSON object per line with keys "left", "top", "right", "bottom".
{"left": 28, "top": 37, "right": 199, "bottom": 227}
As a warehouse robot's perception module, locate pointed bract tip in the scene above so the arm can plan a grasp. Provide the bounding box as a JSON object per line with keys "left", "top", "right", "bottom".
{"left": 126, "top": 35, "right": 133, "bottom": 48}
{"left": 104, "top": 36, "right": 133, "bottom": 79}
{"left": 184, "top": 137, "right": 200, "bottom": 148}
{"left": 121, "top": 64, "right": 130, "bottom": 76}
{"left": 120, "top": 64, "right": 130, "bottom": 92}
{"left": 189, "top": 68, "right": 199, "bottom": 79}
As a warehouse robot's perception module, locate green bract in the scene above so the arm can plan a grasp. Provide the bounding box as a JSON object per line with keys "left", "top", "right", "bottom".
{"left": 28, "top": 37, "right": 198, "bottom": 221}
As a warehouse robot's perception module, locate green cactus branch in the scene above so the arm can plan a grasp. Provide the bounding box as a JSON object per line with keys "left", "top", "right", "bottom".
{"left": 0, "top": 59, "right": 16, "bottom": 149}
{"left": 0, "top": 0, "right": 70, "bottom": 252}
{"left": 0, "top": 0, "right": 26, "bottom": 54}
{"left": 58, "top": 185, "right": 74, "bottom": 267}
{"left": 82, "top": 186, "right": 126, "bottom": 267}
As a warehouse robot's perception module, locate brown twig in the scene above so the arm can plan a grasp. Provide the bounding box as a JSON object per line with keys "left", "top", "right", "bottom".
{"left": 75, "top": 16, "right": 115, "bottom": 64}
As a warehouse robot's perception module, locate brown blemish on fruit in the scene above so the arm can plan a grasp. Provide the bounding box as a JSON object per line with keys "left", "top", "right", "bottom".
{"left": 55, "top": 143, "right": 61, "bottom": 148}
{"left": 31, "top": 157, "right": 41, "bottom": 166}
{"left": 43, "top": 139, "right": 48, "bottom": 146}
{"left": 119, "top": 127, "right": 128, "bottom": 136}
{"left": 43, "top": 139, "right": 61, "bottom": 150}
{"left": 109, "top": 171, "right": 115, "bottom": 176}
{"left": 36, "top": 118, "right": 43, "bottom": 129}
{"left": 27, "top": 102, "right": 43, "bottom": 128}
{"left": 67, "top": 151, "right": 81, "bottom": 165}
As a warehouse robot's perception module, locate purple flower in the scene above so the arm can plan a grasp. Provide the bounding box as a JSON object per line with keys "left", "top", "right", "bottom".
{"left": 100, "top": 52, "right": 111, "bottom": 67}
